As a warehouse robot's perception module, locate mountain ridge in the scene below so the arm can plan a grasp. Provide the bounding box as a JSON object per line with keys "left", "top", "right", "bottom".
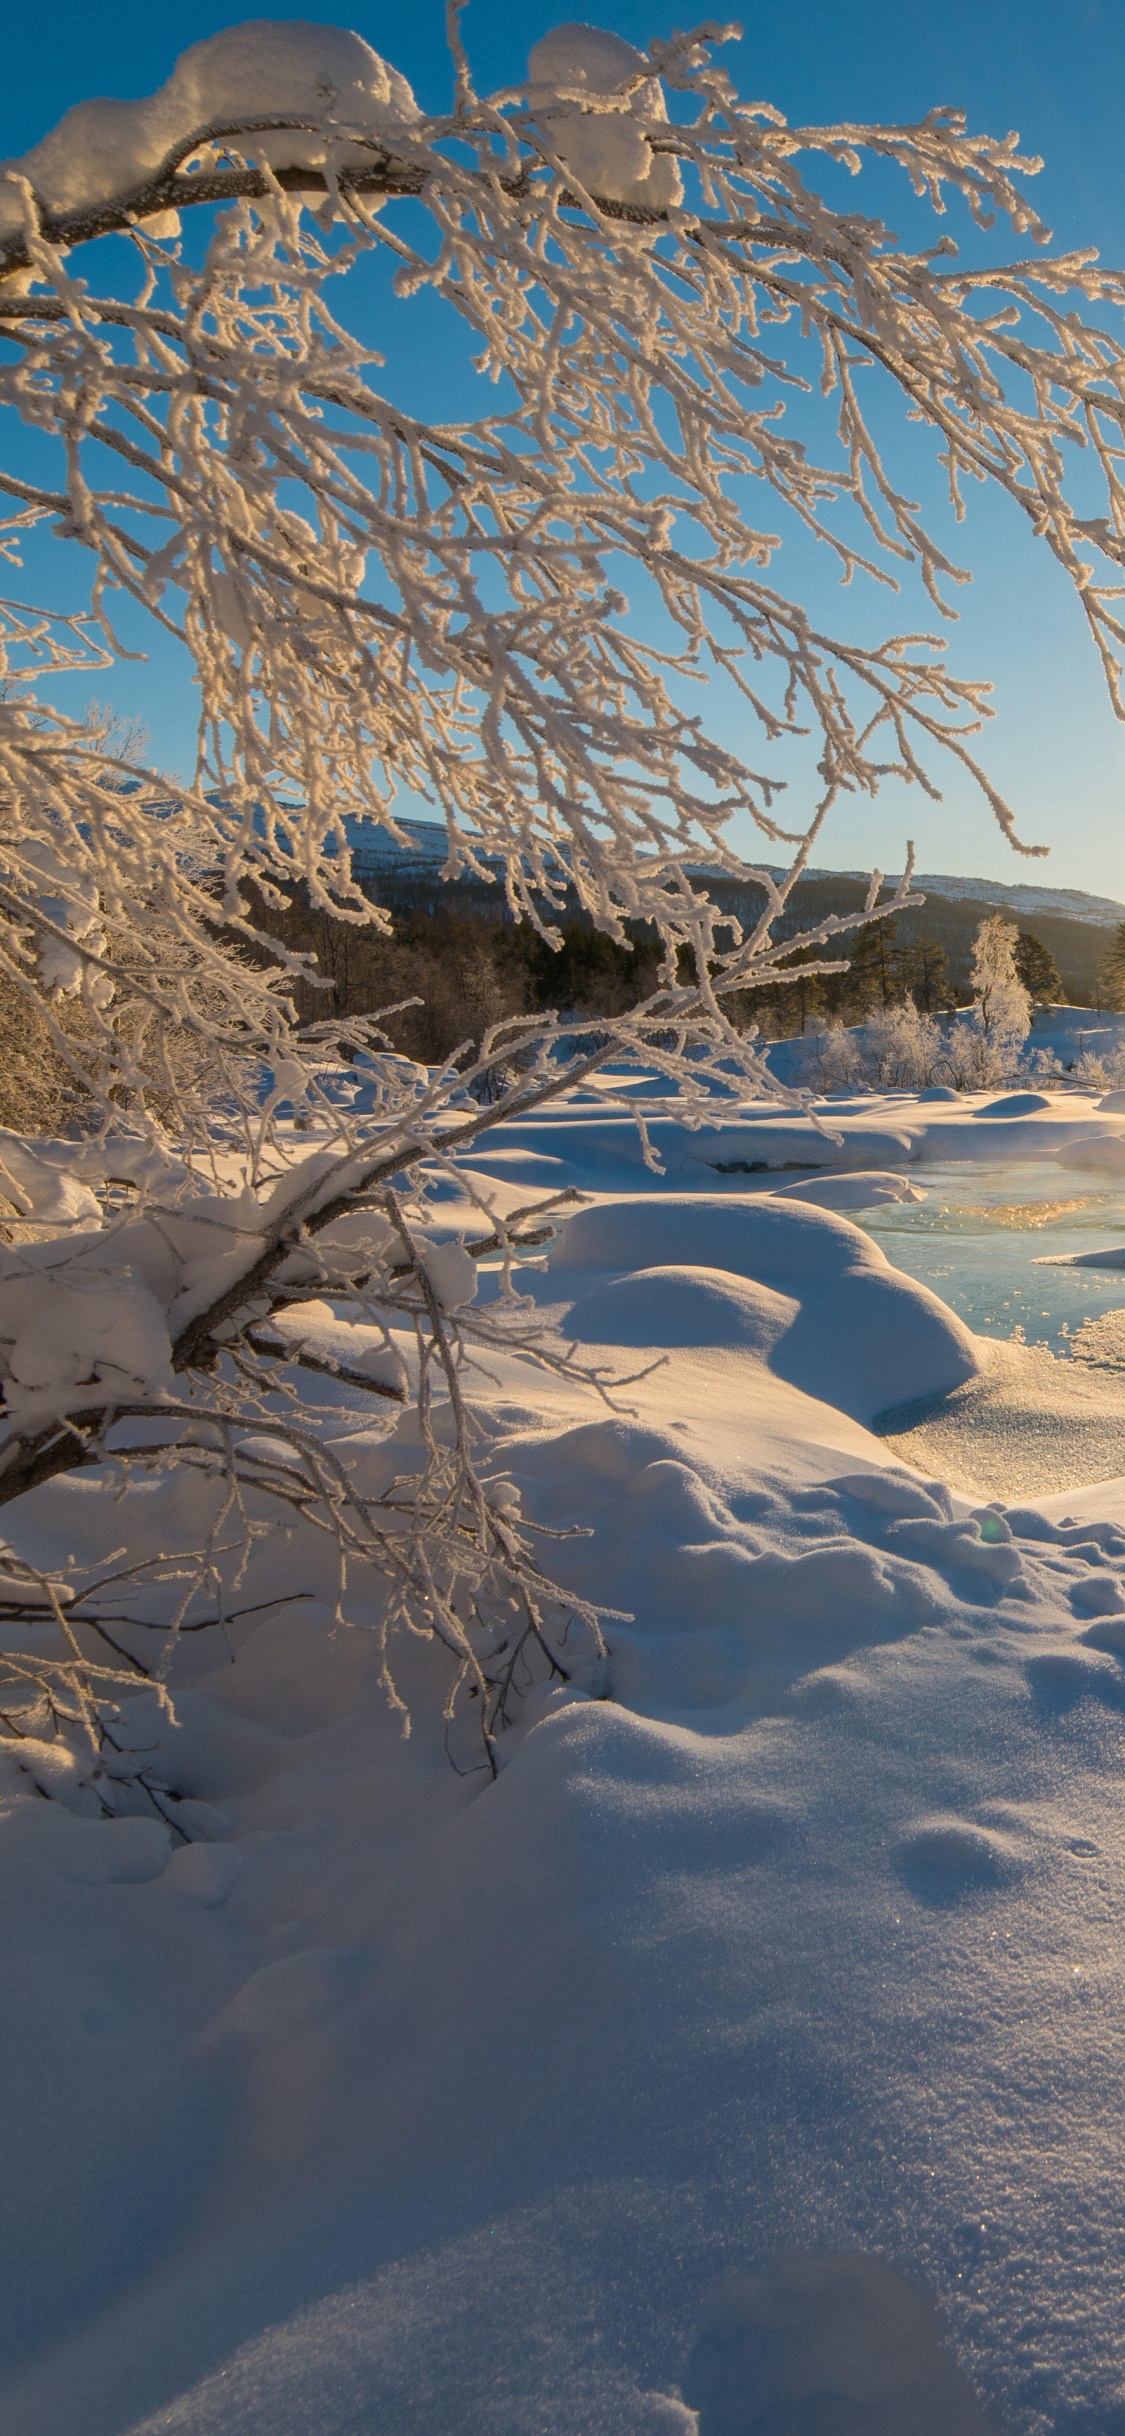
{"left": 345, "top": 820, "right": 1125, "bottom": 931}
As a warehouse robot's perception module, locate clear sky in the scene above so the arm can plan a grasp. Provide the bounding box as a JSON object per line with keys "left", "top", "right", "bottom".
{"left": 5, "top": 0, "right": 1125, "bottom": 895}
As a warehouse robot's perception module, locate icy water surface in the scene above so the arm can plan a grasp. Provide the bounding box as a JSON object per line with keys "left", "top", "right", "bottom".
{"left": 857, "top": 1160, "right": 1125, "bottom": 1356}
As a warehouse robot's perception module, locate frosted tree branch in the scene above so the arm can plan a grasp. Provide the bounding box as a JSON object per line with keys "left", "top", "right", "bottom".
{"left": 0, "top": 15, "right": 1122, "bottom": 1786}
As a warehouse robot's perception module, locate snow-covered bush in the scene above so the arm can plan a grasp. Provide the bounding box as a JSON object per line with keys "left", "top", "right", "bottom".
{"left": 806, "top": 1000, "right": 954, "bottom": 1093}
{"left": 1067, "top": 1042, "right": 1125, "bottom": 1089}
{"left": 863, "top": 1000, "right": 946, "bottom": 1091}
{"left": 2, "top": 16, "right": 1125, "bottom": 1791}
{"left": 804, "top": 1022, "right": 869, "bottom": 1093}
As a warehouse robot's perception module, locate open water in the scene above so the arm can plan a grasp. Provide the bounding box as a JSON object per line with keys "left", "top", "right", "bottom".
{"left": 858, "top": 1159, "right": 1125, "bottom": 1357}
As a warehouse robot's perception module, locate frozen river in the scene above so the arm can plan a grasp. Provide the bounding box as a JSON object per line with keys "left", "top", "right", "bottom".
{"left": 858, "top": 1158, "right": 1125, "bottom": 1359}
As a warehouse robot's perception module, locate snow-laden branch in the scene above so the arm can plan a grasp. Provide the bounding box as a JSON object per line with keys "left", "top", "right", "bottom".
{"left": 0, "top": 15, "right": 1123, "bottom": 1784}
{"left": 6, "top": 12, "right": 1125, "bottom": 919}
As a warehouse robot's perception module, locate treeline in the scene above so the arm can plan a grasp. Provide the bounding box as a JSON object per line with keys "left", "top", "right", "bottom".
{"left": 260, "top": 892, "right": 666, "bottom": 1063}
{"left": 732, "top": 918, "right": 1063, "bottom": 1040}
{"left": 256, "top": 872, "right": 1076, "bottom": 1062}
{"left": 704, "top": 871, "right": 1111, "bottom": 1015}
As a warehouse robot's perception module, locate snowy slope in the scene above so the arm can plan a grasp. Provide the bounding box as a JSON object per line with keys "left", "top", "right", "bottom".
{"left": 4, "top": 1091, "right": 1125, "bottom": 2431}
{"left": 907, "top": 873, "right": 1125, "bottom": 928}
{"left": 779, "top": 868, "right": 1125, "bottom": 927}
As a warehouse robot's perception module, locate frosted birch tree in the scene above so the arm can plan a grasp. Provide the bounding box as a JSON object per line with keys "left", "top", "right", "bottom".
{"left": 0, "top": 11, "right": 1124, "bottom": 1793}
{"left": 950, "top": 913, "right": 1032, "bottom": 1085}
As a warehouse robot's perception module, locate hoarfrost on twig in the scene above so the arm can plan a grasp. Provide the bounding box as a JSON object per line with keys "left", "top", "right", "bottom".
{"left": 0, "top": 14, "right": 1121, "bottom": 1789}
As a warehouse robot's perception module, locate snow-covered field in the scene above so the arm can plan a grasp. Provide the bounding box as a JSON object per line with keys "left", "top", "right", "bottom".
{"left": 8, "top": 1076, "right": 1125, "bottom": 2433}
{"left": 10, "top": 9, "right": 1125, "bottom": 2425}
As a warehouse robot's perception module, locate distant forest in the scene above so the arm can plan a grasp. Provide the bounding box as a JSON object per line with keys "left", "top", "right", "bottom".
{"left": 260, "top": 860, "right": 1116, "bottom": 1066}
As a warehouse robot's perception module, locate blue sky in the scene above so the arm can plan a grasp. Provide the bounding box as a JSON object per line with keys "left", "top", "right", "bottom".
{"left": 5, "top": 0, "right": 1125, "bottom": 894}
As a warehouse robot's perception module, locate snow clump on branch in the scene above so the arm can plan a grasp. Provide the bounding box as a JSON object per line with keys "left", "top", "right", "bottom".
{"left": 0, "top": 20, "right": 418, "bottom": 239}
{"left": 527, "top": 23, "right": 683, "bottom": 209}
{"left": 4, "top": 14, "right": 1125, "bottom": 1788}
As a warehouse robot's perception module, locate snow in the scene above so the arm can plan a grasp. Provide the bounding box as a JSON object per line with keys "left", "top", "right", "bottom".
{"left": 752, "top": 866, "right": 1125, "bottom": 930}
{"left": 1054, "top": 1128, "right": 1125, "bottom": 1172}
{"left": 684, "top": 2253, "right": 995, "bottom": 2432}
{"left": 768, "top": 1168, "right": 926, "bottom": 1207}
{"left": 0, "top": 1250, "right": 174, "bottom": 1424}
{"left": 528, "top": 24, "right": 682, "bottom": 209}
{"left": 0, "top": 15, "right": 687, "bottom": 247}
{"left": 418, "top": 1236, "right": 478, "bottom": 1312}
{"left": 0, "top": 23, "right": 418, "bottom": 239}
{"left": 10, "top": 1077, "right": 1125, "bottom": 2428}
{"left": 904, "top": 872, "right": 1125, "bottom": 928}
{"left": 547, "top": 1192, "right": 980, "bottom": 1420}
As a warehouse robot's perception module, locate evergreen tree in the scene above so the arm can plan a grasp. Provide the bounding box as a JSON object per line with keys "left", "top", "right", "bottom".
{"left": 902, "top": 934, "right": 955, "bottom": 1014}
{"left": 741, "top": 947, "right": 827, "bottom": 1038}
{"left": 842, "top": 921, "right": 903, "bottom": 1016}
{"left": 1014, "top": 930, "right": 1062, "bottom": 1003}
{"left": 1097, "top": 923, "right": 1125, "bottom": 1012}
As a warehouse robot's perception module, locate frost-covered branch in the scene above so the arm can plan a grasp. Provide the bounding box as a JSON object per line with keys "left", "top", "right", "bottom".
{"left": 0, "top": 14, "right": 1122, "bottom": 1787}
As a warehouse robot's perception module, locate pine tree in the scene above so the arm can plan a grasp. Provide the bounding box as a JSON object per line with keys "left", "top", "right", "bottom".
{"left": 901, "top": 934, "right": 955, "bottom": 1014}
{"left": 1014, "top": 931, "right": 1062, "bottom": 1004}
{"left": 842, "top": 921, "right": 903, "bottom": 1017}
{"left": 1097, "top": 923, "right": 1125, "bottom": 1012}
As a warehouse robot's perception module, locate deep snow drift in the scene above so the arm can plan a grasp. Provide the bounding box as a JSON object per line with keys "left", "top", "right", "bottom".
{"left": 6, "top": 1080, "right": 1125, "bottom": 2431}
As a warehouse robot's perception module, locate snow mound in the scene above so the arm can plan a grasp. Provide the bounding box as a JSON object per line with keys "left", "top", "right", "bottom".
{"left": 974, "top": 1091, "right": 1053, "bottom": 1118}
{"left": 898, "top": 1816, "right": 1025, "bottom": 1901}
{"left": 565, "top": 1264, "right": 797, "bottom": 1351}
{"left": 0, "top": 21, "right": 418, "bottom": 238}
{"left": 528, "top": 23, "right": 682, "bottom": 209}
{"left": 1053, "top": 1130, "right": 1125, "bottom": 1173}
{"left": 550, "top": 1194, "right": 980, "bottom": 1422}
{"left": 552, "top": 1193, "right": 889, "bottom": 1282}
{"left": 769, "top": 1169, "right": 925, "bottom": 1209}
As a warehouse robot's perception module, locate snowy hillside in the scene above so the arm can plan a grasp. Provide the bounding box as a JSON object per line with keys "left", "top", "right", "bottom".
{"left": 841, "top": 871, "right": 1125, "bottom": 930}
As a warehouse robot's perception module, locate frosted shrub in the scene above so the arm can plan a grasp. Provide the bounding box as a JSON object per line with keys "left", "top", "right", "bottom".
{"left": 864, "top": 1000, "right": 945, "bottom": 1091}
{"left": 804, "top": 1023, "right": 868, "bottom": 1093}
{"left": 1024, "top": 1047, "right": 1066, "bottom": 1085}
{"left": 805, "top": 1001, "right": 945, "bottom": 1092}
{"left": 1067, "top": 1043, "right": 1125, "bottom": 1090}
{"left": 1, "top": 15, "right": 1125, "bottom": 1789}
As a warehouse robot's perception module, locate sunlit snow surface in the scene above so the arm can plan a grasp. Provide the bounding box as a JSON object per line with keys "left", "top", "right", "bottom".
{"left": 9, "top": 1083, "right": 1125, "bottom": 2432}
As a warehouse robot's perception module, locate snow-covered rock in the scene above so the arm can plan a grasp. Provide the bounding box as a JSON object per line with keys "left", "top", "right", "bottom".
{"left": 768, "top": 1169, "right": 926, "bottom": 1209}
{"left": 1053, "top": 1128, "right": 1125, "bottom": 1172}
